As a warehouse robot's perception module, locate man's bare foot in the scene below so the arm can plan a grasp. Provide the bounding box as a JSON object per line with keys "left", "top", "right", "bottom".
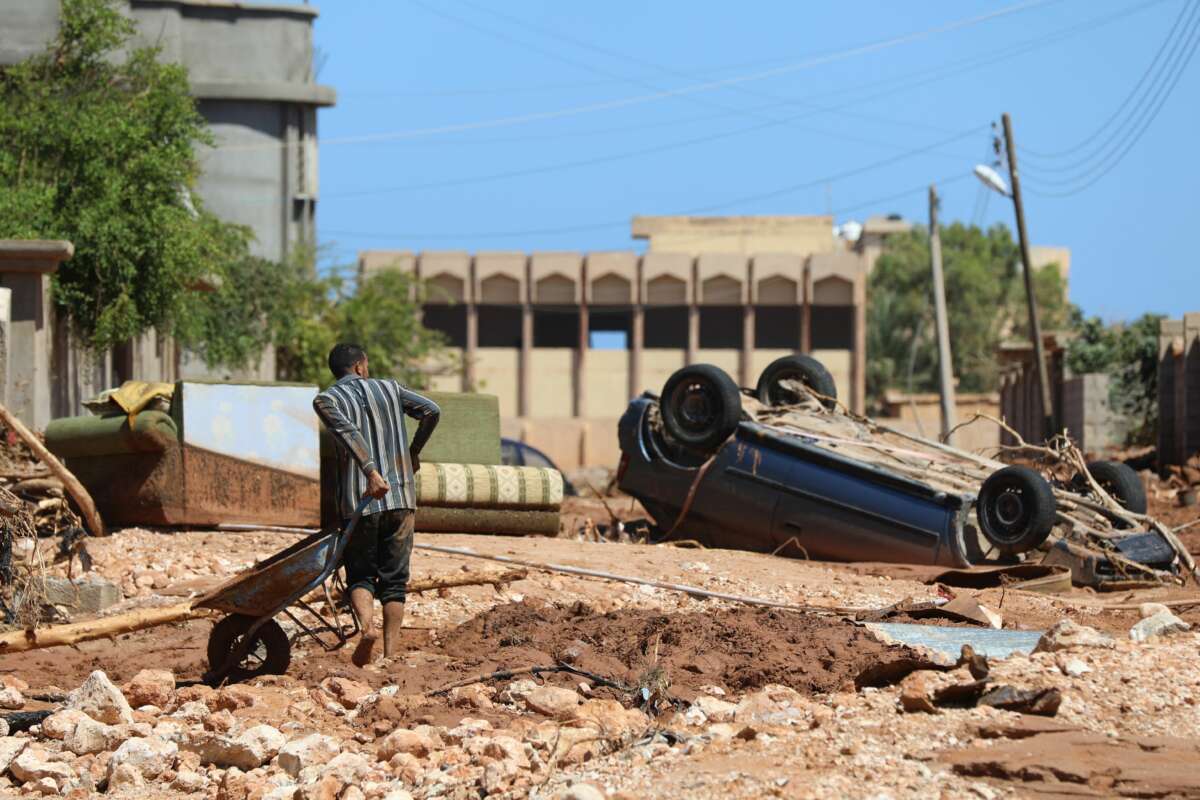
{"left": 352, "top": 633, "right": 377, "bottom": 667}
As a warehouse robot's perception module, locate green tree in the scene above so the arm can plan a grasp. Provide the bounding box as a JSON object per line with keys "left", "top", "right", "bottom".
{"left": 1066, "top": 312, "right": 1163, "bottom": 445}
{"left": 867, "top": 222, "right": 1071, "bottom": 408}
{"left": 270, "top": 267, "right": 452, "bottom": 390}
{"left": 0, "top": 0, "right": 248, "bottom": 353}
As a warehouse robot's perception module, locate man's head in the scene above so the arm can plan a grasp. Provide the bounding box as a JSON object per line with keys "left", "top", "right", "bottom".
{"left": 328, "top": 343, "right": 368, "bottom": 379}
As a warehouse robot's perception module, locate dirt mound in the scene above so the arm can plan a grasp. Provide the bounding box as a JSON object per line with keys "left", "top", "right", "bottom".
{"left": 435, "top": 599, "right": 909, "bottom": 699}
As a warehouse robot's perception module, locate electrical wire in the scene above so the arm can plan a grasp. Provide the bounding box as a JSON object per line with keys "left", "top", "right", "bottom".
{"left": 322, "top": 127, "right": 984, "bottom": 242}
{"left": 1022, "top": 0, "right": 1200, "bottom": 195}
{"left": 218, "top": 0, "right": 1055, "bottom": 152}
{"left": 1019, "top": 0, "right": 1193, "bottom": 161}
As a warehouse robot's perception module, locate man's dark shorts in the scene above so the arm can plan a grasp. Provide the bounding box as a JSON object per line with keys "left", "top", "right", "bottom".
{"left": 343, "top": 509, "right": 414, "bottom": 604}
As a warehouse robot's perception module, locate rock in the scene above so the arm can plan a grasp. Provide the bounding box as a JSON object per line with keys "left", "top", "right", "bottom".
{"left": 376, "top": 728, "right": 434, "bottom": 760}
{"left": 523, "top": 686, "right": 582, "bottom": 719}
{"left": 1139, "top": 602, "right": 1171, "bottom": 618}
{"left": 107, "top": 736, "right": 178, "bottom": 780}
{"left": 41, "top": 709, "right": 90, "bottom": 740}
{"left": 1057, "top": 656, "right": 1092, "bottom": 677}
{"left": 0, "top": 737, "right": 28, "bottom": 773}
{"left": 341, "top": 785, "right": 366, "bottom": 800}
{"left": 899, "top": 672, "right": 938, "bottom": 714}
{"left": 1033, "top": 620, "right": 1115, "bottom": 653}
{"left": 381, "top": 789, "right": 414, "bottom": 800}
{"left": 65, "top": 670, "right": 134, "bottom": 725}
{"left": 1130, "top": 610, "right": 1191, "bottom": 642}
{"left": 124, "top": 669, "right": 175, "bottom": 709}
{"left": 173, "top": 684, "right": 215, "bottom": 709}
{"left": 443, "top": 717, "right": 492, "bottom": 745}
{"left": 216, "top": 766, "right": 248, "bottom": 800}
{"left": 106, "top": 762, "right": 145, "bottom": 791}
{"left": 0, "top": 686, "right": 24, "bottom": 710}
{"left": 447, "top": 683, "right": 493, "bottom": 710}
{"left": 63, "top": 716, "right": 121, "bottom": 756}
{"left": 560, "top": 783, "right": 606, "bottom": 800}
{"left": 172, "top": 769, "right": 206, "bottom": 792}
{"left": 184, "top": 724, "right": 286, "bottom": 770}
{"left": 10, "top": 746, "right": 75, "bottom": 785}
{"left": 691, "top": 695, "right": 737, "bottom": 723}
{"left": 205, "top": 709, "right": 237, "bottom": 733}
{"left": 498, "top": 678, "right": 538, "bottom": 705}
{"left": 297, "top": 773, "right": 343, "bottom": 800}
{"left": 30, "top": 776, "right": 58, "bottom": 795}
{"left": 24, "top": 575, "right": 120, "bottom": 614}
{"left": 733, "top": 685, "right": 808, "bottom": 725}
{"left": 387, "top": 752, "right": 423, "bottom": 784}
{"left": 571, "top": 699, "right": 648, "bottom": 740}
{"left": 171, "top": 700, "right": 211, "bottom": 722}
{"left": 212, "top": 684, "right": 259, "bottom": 711}
{"left": 321, "top": 677, "right": 372, "bottom": 710}
{"left": 278, "top": 733, "right": 340, "bottom": 778}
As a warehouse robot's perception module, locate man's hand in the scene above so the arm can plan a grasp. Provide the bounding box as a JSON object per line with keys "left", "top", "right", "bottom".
{"left": 366, "top": 469, "right": 390, "bottom": 499}
{"left": 410, "top": 453, "right": 421, "bottom": 474}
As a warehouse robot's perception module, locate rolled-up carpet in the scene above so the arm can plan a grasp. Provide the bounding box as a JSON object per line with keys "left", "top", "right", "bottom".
{"left": 415, "top": 463, "right": 563, "bottom": 510}
{"left": 415, "top": 507, "right": 559, "bottom": 536}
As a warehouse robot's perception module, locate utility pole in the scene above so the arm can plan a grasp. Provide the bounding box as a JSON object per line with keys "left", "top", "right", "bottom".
{"left": 1002, "top": 112, "right": 1056, "bottom": 442}
{"left": 928, "top": 184, "right": 957, "bottom": 442}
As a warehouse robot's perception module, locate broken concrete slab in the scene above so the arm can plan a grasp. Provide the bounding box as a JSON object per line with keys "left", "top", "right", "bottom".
{"left": 867, "top": 623, "right": 1042, "bottom": 662}
{"left": 23, "top": 574, "right": 120, "bottom": 614}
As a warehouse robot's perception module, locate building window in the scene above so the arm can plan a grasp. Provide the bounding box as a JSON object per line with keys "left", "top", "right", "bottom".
{"left": 532, "top": 308, "right": 579, "bottom": 347}
{"left": 589, "top": 308, "right": 631, "bottom": 350}
{"left": 810, "top": 306, "right": 854, "bottom": 349}
{"left": 699, "top": 307, "right": 742, "bottom": 349}
{"left": 422, "top": 305, "right": 466, "bottom": 348}
{"left": 478, "top": 306, "right": 522, "bottom": 347}
{"left": 644, "top": 307, "right": 688, "bottom": 349}
{"left": 755, "top": 306, "right": 801, "bottom": 348}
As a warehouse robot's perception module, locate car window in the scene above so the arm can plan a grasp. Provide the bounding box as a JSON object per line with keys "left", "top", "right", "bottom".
{"left": 500, "top": 440, "right": 520, "bottom": 466}
{"left": 522, "top": 447, "right": 554, "bottom": 470}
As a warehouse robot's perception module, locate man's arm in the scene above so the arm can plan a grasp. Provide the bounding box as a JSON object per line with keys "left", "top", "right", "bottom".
{"left": 313, "top": 391, "right": 379, "bottom": 478}
{"left": 397, "top": 385, "right": 441, "bottom": 458}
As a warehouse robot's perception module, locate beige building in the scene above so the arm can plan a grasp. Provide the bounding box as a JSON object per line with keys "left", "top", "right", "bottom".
{"left": 359, "top": 215, "right": 901, "bottom": 470}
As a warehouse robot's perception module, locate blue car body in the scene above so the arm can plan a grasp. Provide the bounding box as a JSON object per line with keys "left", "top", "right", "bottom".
{"left": 617, "top": 394, "right": 976, "bottom": 567}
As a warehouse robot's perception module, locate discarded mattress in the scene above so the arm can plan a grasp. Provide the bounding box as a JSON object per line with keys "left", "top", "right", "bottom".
{"left": 415, "top": 463, "right": 563, "bottom": 509}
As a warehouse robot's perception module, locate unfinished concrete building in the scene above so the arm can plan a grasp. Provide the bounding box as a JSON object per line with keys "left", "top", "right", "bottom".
{"left": 360, "top": 215, "right": 887, "bottom": 469}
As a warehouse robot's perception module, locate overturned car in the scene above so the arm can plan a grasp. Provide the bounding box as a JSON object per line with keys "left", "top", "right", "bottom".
{"left": 617, "top": 357, "right": 1190, "bottom": 585}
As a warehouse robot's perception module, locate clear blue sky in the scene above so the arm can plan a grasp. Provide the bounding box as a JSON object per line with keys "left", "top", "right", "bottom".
{"left": 312, "top": 0, "right": 1199, "bottom": 321}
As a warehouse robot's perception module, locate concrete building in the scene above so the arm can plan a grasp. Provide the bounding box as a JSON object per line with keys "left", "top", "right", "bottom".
{"left": 0, "top": 0, "right": 335, "bottom": 264}
{"left": 360, "top": 215, "right": 889, "bottom": 469}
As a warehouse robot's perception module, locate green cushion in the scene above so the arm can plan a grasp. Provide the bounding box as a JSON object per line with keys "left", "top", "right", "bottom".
{"left": 412, "top": 391, "right": 501, "bottom": 465}
{"left": 44, "top": 411, "right": 179, "bottom": 458}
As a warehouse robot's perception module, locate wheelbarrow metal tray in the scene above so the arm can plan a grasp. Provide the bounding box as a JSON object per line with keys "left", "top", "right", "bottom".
{"left": 196, "top": 529, "right": 339, "bottom": 617}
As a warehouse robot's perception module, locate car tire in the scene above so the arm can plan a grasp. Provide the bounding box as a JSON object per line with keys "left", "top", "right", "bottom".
{"left": 1074, "top": 460, "right": 1147, "bottom": 516}
{"left": 207, "top": 614, "right": 291, "bottom": 684}
{"left": 976, "top": 466, "right": 1057, "bottom": 556}
{"left": 660, "top": 364, "right": 742, "bottom": 452}
{"left": 755, "top": 354, "right": 838, "bottom": 408}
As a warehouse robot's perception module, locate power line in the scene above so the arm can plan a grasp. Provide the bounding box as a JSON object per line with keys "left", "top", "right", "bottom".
{"left": 1019, "top": 0, "right": 1193, "bottom": 162}
{"left": 322, "top": 125, "right": 985, "bottom": 242}
{"left": 217, "top": 0, "right": 1054, "bottom": 152}
{"left": 325, "top": 1, "right": 1165, "bottom": 199}
{"left": 1022, "top": 0, "right": 1200, "bottom": 195}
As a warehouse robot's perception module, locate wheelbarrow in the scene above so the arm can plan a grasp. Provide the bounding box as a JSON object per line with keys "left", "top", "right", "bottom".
{"left": 0, "top": 497, "right": 373, "bottom": 684}
{"left": 196, "top": 496, "right": 373, "bottom": 684}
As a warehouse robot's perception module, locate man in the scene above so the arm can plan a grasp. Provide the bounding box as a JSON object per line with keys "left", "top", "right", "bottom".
{"left": 313, "top": 343, "right": 440, "bottom": 665}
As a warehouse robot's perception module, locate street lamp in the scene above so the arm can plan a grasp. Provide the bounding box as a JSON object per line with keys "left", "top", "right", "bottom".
{"left": 976, "top": 113, "right": 1057, "bottom": 442}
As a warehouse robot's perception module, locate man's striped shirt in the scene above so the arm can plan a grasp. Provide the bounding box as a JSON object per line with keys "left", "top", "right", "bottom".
{"left": 313, "top": 375, "right": 440, "bottom": 519}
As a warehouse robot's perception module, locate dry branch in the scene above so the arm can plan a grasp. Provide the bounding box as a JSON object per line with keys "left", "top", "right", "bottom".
{"left": 0, "top": 601, "right": 204, "bottom": 654}
{"left": 0, "top": 402, "right": 105, "bottom": 537}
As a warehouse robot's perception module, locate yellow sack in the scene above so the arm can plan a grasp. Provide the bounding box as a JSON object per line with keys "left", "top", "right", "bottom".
{"left": 109, "top": 380, "right": 175, "bottom": 424}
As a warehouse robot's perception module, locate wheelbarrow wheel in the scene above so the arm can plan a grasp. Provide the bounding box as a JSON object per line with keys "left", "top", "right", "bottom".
{"left": 207, "top": 614, "right": 291, "bottom": 683}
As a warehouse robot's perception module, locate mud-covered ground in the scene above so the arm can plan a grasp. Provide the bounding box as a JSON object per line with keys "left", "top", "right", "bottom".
{"left": 0, "top": 510, "right": 1197, "bottom": 799}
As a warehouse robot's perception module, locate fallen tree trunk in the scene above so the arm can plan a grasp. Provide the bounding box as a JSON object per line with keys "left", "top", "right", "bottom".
{"left": 0, "top": 601, "right": 202, "bottom": 654}
{"left": 0, "top": 402, "right": 106, "bottom": 538}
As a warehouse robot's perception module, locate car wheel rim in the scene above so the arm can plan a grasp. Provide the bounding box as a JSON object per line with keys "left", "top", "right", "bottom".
{"left": 673, "top": 381, "right": 716, "bottom": 431}
{"left": 995, "top": 490, "right": 1025, "bottom": 527}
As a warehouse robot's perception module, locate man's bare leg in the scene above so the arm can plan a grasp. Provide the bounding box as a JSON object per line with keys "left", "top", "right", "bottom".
{"left": 350, "top": 587, "right": 377, "bottom": 666}
{"left": 382, "top": 600, "right": 405, "bottom": 659}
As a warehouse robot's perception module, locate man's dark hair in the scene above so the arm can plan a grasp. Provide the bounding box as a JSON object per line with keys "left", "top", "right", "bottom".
{"left": 328, "top": 343, "right": 366, "bottom": 377}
